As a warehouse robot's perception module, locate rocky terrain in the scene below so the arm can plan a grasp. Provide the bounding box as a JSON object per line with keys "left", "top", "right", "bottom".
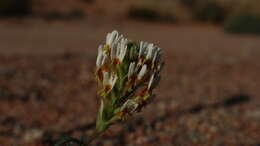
{"left": 0, "top": 20, "right": 260, "bottom": 145}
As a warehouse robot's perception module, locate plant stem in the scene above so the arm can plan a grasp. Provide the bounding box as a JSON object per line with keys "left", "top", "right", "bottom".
{"left": 86, "top": 131, "right": 101, "bottom": 145}
{"left": 54, "top": 137, "right": 84, "bottom": 146}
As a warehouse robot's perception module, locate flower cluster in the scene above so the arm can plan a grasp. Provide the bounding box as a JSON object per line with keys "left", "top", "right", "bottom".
{"left": 95, "top": 30, "right": 163, "bottom": 133}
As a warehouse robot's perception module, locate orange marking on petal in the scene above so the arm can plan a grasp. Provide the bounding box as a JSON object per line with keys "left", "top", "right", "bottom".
{"left": 138, "top": 57, "right": 145, "bottom": 64}
{"left": 140, "top": 89, "right": 148, "bottom": 97}
{"left": 104, "top": 85, "right": 112, "bottom": 93}
{"left": 128, "top": 75, "right": 137, "bottom": 86}
{"left": 96, "top": 68, "right": 103, "bottom": 81}
{"left": 120, "top": 108, "right": 133, "bottom": 119}
{"left": 145, "top": 60, "right": 152, "bottom": 66}
{"left": 102, "top": 65, "right": 110, "bottom": 72}
{"left": 113, "top": 58, "right": 120, "bottom": 65}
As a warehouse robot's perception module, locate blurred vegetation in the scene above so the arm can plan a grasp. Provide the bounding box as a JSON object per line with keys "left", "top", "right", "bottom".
{"left": 43, "top": 9, "right": 85, "bottom": 20}
{"left": 1, "top": 0, "right": 260, "bottom": 34}
{"left": 127, "top": 0, "right": 230, "bottom": 23}
{"left": 193, "top": 2, "right": 227, "bottom": 24}
{"left": 0, "top": 0, "right": 86, "bottom": 19}
{"left": 224, "top": 13, "right": 260, "bottom": 35}
{"left": 81, "top": 0, "right": 94, "bottom": 4}
{"left": 127, "top": 5, "right": 176, "bottom": 22}
{"left": 180, "top": 0, "right": 198, "bottom": 8}
{"left": 0, "top": 0, "right": 32, "bottom": 17}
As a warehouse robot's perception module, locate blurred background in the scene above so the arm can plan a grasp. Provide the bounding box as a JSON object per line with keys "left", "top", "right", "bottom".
{"left": 0, "top": 0, "right": 260, "bottom": 145}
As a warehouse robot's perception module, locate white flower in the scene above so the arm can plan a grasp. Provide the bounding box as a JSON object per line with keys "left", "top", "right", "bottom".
{"left": 146, "top": 43, "right": 156, "bottom": 60}
{"left": 137, "top": 65, "right": 147, "bottom": 80}
{"left": 152, "top": 51, "right": 158, "bottom": 64}
{"left": 96, "top": 45, "right": 107, "bottom": 67}
{"left": 128, "top": 62, "right": 136, "bottom": 79}
{"left": 103, "top": 72, "right": 118, "bottom": 92}
{"left": 111, "top": 37, "right": 128, "bottom": 64}
{"left": 148, "top": 73, "right": 155, "bottom": 90}
{"left": 106, "top": 30, "right": 119, "bottom": 47}
{"left": 120, "top": 99, "right": 139, "bottom": 113}
{"left": 138, "top": 42, "right": 159, "bottom": 67}
{"left": 151, "top": 47, "right": 161, "bottom": 69}
{"left": 139, "top": 41, "right": 148, "bottom": 57}
{"left": 156, "top": 62, "right": 164, "bottom": 73}
{"left": 152, "top": 48, "right": 161, "bottom": 63}
{"left": 118, "top": 38, "right": 128, "bottom": 60}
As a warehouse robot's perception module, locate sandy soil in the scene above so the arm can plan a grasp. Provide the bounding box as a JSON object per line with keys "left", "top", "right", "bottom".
{"left": 0, "top": 19, "right": 260, "bottom": 146}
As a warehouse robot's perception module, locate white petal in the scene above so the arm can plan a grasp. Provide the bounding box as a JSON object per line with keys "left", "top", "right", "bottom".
{"left": 156, "top": 48, "right": 162, "bottom": 58}
{"left": 116, "top": 42, "right": 121, "bottom": 57}
{"left": 146, "top": 43, "right": 155, "bottom": 60}
{"left": 148, "top": 73, "right": 155, "bottom": 90}
{"left": 111, "top": 30, "right": 119, "bottom": 36}
{"left": 156, "top": 63, "right": 164, "bottom": 73}
{"left": 96, "top": 45, "right": 104, "bottom": 67}
{"left": 128, "top": 62, "right": 136, "bottom": 78}
{"left": 120, "top": 99, "right": 138, "bottom": 113}
{"left": 157, "top": 47, "right": 161, "bottom": 52}
{"left": 110, "top": 74, "right": 118, "bottom": 89}
{"left": 103, "top": 72, "right": 110, "bottom": 85}
{"left": 117, "top": 34, "right": 124, "bottom": 42}
{"left": 114, "top": 35, "right": 123, "bottom": 51}
{"left": 152, "top": 50, "right": 158, "bottom": 64}
{"left": 111, "top": 44, "right": 117, "bottom": 60}
{"left": 119, "top": 38, "right": 128, "bottom": 61}
{"left": 101, "top": 53, "right": 107, "bottom": 66}
{"left": 106, "top": 30, "right": 119, "bottom": 46}
{"left": 98, "top": 45, "right": 103, "bottom": 53}
{"left": 106, "top": 33, "right": 111, "bottom": 45}
{"left": 111, "top": 30, "right": 119, "bottom": 42}
{"left": 138, "top": 65, "right": 147, "bottom": 80}
{"left": 139, "top": 41, "right": 148, "bottom": 57}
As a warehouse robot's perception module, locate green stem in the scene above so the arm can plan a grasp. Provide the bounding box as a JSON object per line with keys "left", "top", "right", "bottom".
{"left": 86, "top": 131, "right": 102, "bottom": 145}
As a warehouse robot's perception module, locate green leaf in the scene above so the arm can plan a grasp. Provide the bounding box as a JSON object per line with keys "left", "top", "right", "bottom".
{"left": 96, "top": 100, "right": 104, "bottom": 129}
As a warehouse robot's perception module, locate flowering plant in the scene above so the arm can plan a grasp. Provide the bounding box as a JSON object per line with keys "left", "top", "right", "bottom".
{"left": 56, "top": 30, "right": 163, "bottom": 146}
{"left": 95, "top": 30, "right": 163, "bottom": 133}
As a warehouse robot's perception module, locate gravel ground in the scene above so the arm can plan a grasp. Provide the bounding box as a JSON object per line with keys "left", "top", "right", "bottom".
{"left": 0, "top": 20, "right": 260, "bottom": 146}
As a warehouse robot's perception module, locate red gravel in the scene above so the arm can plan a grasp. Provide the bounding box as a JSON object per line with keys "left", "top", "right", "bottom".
{"left": 0, "top": 20, "right": 260, "bottom": 146}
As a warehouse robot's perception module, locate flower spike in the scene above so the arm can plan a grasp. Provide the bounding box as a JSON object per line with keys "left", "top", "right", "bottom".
{"left": 95, "top": 30, "right": 163, "bottom": 134}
